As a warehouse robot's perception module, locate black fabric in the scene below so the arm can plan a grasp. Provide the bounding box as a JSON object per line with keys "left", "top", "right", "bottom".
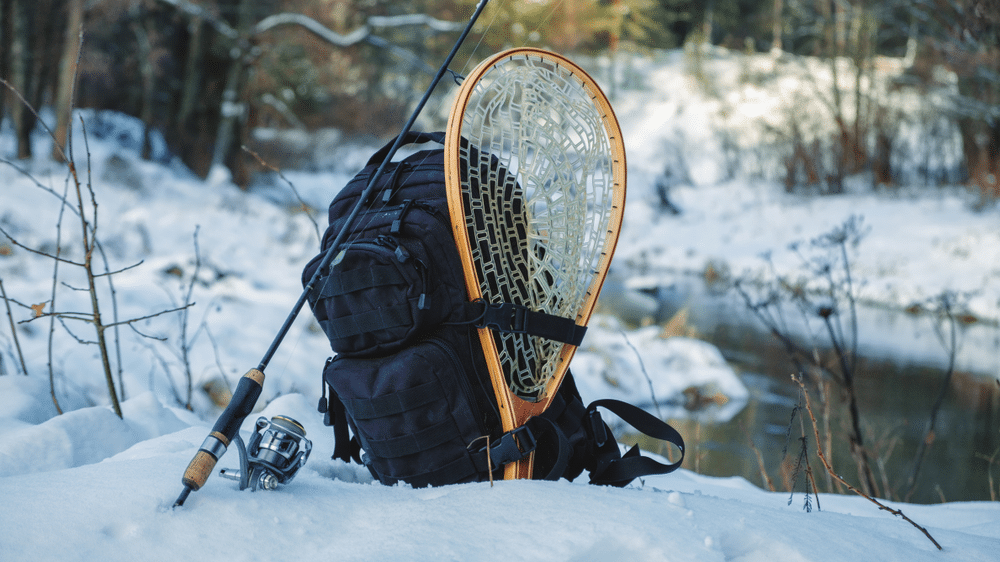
{"left": 471, "top": 301, "right": 588, "bottom": 346}
{"left": 304, "top": 131, "right": 685, "bottom": 488}
{"left": 302, "top": 136, "right": 464, "bottom": 356}
{"left": 322, "top": 326, "right": 503, "bottom": 486}
{"left": 584, "top": 399, "right": 686, "bottom": 487}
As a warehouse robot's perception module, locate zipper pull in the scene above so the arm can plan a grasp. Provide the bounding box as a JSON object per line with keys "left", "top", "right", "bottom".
{"left": 416, "top": 258, "right": 429, "bottom": 310}
{"left": 377, "top": 235, "right": 410, "bottom": 263}
{"left": 391, "top": 199, "right": 414, "bottom": 234}
{"left": 382, "top": 162, "right": 409, "bottom": 203}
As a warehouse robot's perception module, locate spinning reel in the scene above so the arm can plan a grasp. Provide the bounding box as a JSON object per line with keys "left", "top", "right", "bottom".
{"left": 219, "top": 415, "right": 312, "bottom": 492}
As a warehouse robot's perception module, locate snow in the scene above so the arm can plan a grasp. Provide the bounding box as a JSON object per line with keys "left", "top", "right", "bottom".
{"left": 2, "top": 47, "right": 999, "bottom": 561}
{"left": 3, "top": 389, "right": 999, "bottom": 561}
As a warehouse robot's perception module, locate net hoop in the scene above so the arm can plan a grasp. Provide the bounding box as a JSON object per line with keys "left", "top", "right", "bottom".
{"left": 445, "top": 48, "right": 626, "bottom": 477}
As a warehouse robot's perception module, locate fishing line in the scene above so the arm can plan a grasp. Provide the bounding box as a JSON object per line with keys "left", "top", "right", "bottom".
{"left": 329, "top": 0, "right": 586, "bottom": 329}
{"left": 335, "top": 0, "right": 565, "bottom": 234}
{"left": 175, "top": 0, "right": 586, "bottom": 508}
{"left": 328, "top": 0, "right": 574, "bottom": 291}
{"left": 333, "top": 0, "right": 505, "bottom": 249}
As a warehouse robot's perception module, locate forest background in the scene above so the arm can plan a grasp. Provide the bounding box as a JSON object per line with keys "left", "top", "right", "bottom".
{"left": 1, "top": 0, "right": 997, "bottom": 198}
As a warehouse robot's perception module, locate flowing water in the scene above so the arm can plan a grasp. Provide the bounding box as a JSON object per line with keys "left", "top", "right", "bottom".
{"left": 629, "top": 275, "right": 1000, "bottom": 504}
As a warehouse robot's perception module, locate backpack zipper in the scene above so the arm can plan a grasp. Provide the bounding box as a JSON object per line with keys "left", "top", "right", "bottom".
{"left": 333, "top": 235, "right": 429, "bottom": 309}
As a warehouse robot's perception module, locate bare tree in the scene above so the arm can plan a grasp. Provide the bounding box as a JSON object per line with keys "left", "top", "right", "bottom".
{"left": 155, "top": 0, "right": 467, "bottom": 183}
{"left": 0, "top": 0, "right": 11, "bottom": 126}
{"left": 0, "top": 85, "right": 190, "bottom": 417}
{"left": 8, "top": 0, "right": 40, "bottom": 159}
{"left": 51, "top": 0, "right": 84, "bottom": 163}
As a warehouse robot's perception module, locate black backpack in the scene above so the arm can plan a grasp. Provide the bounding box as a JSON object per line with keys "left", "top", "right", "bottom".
{"left": 302, "top": 131, "right": 684, "bottom": 487}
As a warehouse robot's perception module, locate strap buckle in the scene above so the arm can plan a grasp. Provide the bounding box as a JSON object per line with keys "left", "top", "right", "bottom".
{"left": 475, "top": 301, "right": 530, "bottom": 334}
{"left": 586, "top": 409, "right": 608, "bottom": 448}
{"left": 469, "top": 425, "right": 537, "bottom": 472}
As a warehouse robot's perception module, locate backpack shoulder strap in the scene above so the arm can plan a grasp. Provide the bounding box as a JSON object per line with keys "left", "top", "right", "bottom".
{"left": 366, "top": 131, "right": 446, "bottom": 167}
{"left": 584, "top": 399, "right": 685, "bottom": 487}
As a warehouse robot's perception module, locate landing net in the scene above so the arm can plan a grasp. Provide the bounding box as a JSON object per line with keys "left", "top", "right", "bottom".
{"left": 447, "top": 49, "right": 625, "bottom": 401}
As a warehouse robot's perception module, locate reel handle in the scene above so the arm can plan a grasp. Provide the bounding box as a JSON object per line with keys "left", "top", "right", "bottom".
{"left": 174, "top": 369, "right": 265, "bottom": 506}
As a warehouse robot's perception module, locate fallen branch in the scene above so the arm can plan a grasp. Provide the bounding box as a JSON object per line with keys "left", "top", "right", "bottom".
{"left": 792, "top": 374, "right": 943, "bottom": 550}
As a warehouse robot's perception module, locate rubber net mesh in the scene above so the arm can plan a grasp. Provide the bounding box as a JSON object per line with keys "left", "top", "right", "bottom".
{"left": 455, "top": 52, "right": 617, "bottom": 401}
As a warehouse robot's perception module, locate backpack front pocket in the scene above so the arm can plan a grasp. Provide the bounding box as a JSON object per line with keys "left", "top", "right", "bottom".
{"left": 312, "top": 235, "right": 429, "bottom": 355}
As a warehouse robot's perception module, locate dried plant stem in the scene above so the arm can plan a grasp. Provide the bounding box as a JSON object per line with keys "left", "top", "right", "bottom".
{"left": 745, "top": 427, "right": 776, "bottom": 492}
{"left": 178, "top": 228, "right": 202, "bottom": 410}
{"left": 0, "top": 279, "right": 29, "bottom": 376}
{"left": 798, "top": 400, "right": 822, "bottom": 510}
{"left": 242, "top": 145, "right": 321, "bottom": 242}
{"left": 904, "top": 294, "right": 958, "bottom": 502}
{"left": 46, "top": 180, "right": 71, "bottom": 416}
{"left": 621, "top": 330, "right": 662, "bottom": 418}
{"left": 793, "top": 374, "right": 942, "bottom": 550}
{"left": 69, "top": 157, "right": 122, "bottom": 418}
{"left": 820, "top": 312, "right": 878, "bottom": 497}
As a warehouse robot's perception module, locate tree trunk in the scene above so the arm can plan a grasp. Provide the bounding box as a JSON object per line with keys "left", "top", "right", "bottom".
{"left": 209, "top": 55, "right": 245, "bottom": 178}
{"left": 0, "top": 0, "right": 12, "bottom": 128}
{"left": 51, "top": 0, "right": 84, "bottom": 163}
{"left": 176, "top": 17, "right": 204, "bottom": 135}
{"left": 959, "top": 117, "right": 1000, "bottom": 201}
{"left": 10, "top": 0, "right": 37, "bottom": 159}
{"left": 132, "top": 15, "right": 156, "bottom": 160}
{"left": 771, "top": 0, "right": 782, "bottom": 51}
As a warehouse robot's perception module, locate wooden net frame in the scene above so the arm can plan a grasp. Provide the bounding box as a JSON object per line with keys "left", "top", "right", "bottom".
{"left": 445, "top": 48, "right": 626, "bottom": 478}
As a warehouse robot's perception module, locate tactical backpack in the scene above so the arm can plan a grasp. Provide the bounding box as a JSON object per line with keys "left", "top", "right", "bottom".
{"left": 303, "top": 132, "right": 684, "bottom": 487}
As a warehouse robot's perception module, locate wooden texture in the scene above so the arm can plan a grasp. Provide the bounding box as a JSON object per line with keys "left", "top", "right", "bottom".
{"left": 445, "top": 48, "right": 626, "bottom": 480}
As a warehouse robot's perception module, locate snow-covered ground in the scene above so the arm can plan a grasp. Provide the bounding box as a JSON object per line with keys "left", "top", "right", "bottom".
{"left": 2, "top": 46, "right": 998, "bottom": 561}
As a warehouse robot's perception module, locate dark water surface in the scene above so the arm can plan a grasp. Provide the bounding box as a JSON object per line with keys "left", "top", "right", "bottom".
{"left": 629, "top": 276, "right": 1000, "bottom": 504}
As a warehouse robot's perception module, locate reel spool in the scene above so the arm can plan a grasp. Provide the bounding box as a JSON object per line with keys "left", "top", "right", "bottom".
{"left": 219, "top": 415, "right": 312, "bottom": 492}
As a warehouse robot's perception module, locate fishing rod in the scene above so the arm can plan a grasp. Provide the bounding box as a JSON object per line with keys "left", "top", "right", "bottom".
{"left": 173, "top": 0, "right": 491, "bottom": 508}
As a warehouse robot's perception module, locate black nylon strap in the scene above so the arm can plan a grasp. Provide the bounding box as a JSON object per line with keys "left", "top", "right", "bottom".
{"left": 318, "top": 265, "right": 407, "bottom": 298}
{"left": 323, "top": 381, "right": 360, "bottom": 464}
{"left": 321, "top": 303, "right": 413, "bottom": 339}
{"left": 585, "top": 399, "right": 685, "bottom": 487}
{"left": 346, "top": 380, "right": 441, "bottom": 420}
{"left": 525, "top": 416, "right": 572, "bottom": 481}
{"left": 366, "top": 131, "right": 446, "bottom": 166}
{"left": 468, "top": 425, "right": 537, "bottom": 474}
{"left": 364, "top": 418, "right": 456, "bottom": 459}
{"left": 472, "top": 301, "right": 588, "bottom": 346}
{"left": 465, "top": 418, "right": 571, "bottom": 481}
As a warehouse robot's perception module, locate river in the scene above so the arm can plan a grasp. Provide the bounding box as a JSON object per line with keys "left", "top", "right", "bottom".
{"left": 628, "top": 274, "right": 1000, "bottom": 504}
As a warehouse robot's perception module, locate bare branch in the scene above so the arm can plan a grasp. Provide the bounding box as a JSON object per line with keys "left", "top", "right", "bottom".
{"left": 241, "top": 146, "right": 321, "bottom": 243}
{"left": 0, "top": 159, "right": 82, "bottom": 219}
{"left": 368, "top": 13, "right": 467, "bottom": 32}
{"left": 0, "top": 78, "right": 64, "bottom": 160}
{"left": 23, "top": 311, "right": 94, "bottom": 324}
{"left": 93, "top": 260, "right": 145, "bottom": 278}
{"left": 54, "top": 316, "right": 96, "bottom": 346}
{"left": 204, "top": 324, "right": 233, "bottom": 392}
{"left": 0, "top": 279, "right": 30, "bottom": 376}
{"left": 251, "top": 14, "right": 440, "bottom": 74}
{"left": 620, "top": 329, "right": 662, "bottom": 418}
{"left": 253, "top": 11, "right": 464, "bottom": 39}
{"left": 127, "top": 322, "right": 168, "bottom": 342}
{"left": 793, "top": 374, "right": 943, "bottom": 550}
{"left": 153, "top": 0, "right": 238, "bottom": 39}
{"left": 252, "top": 13, "right": 369, "bottom": 46}
{"left": 0, "top": 225, "right": 85, "bottom": 267}
{"left": 103, "top": 304, "right": 193, "bottom": 329}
